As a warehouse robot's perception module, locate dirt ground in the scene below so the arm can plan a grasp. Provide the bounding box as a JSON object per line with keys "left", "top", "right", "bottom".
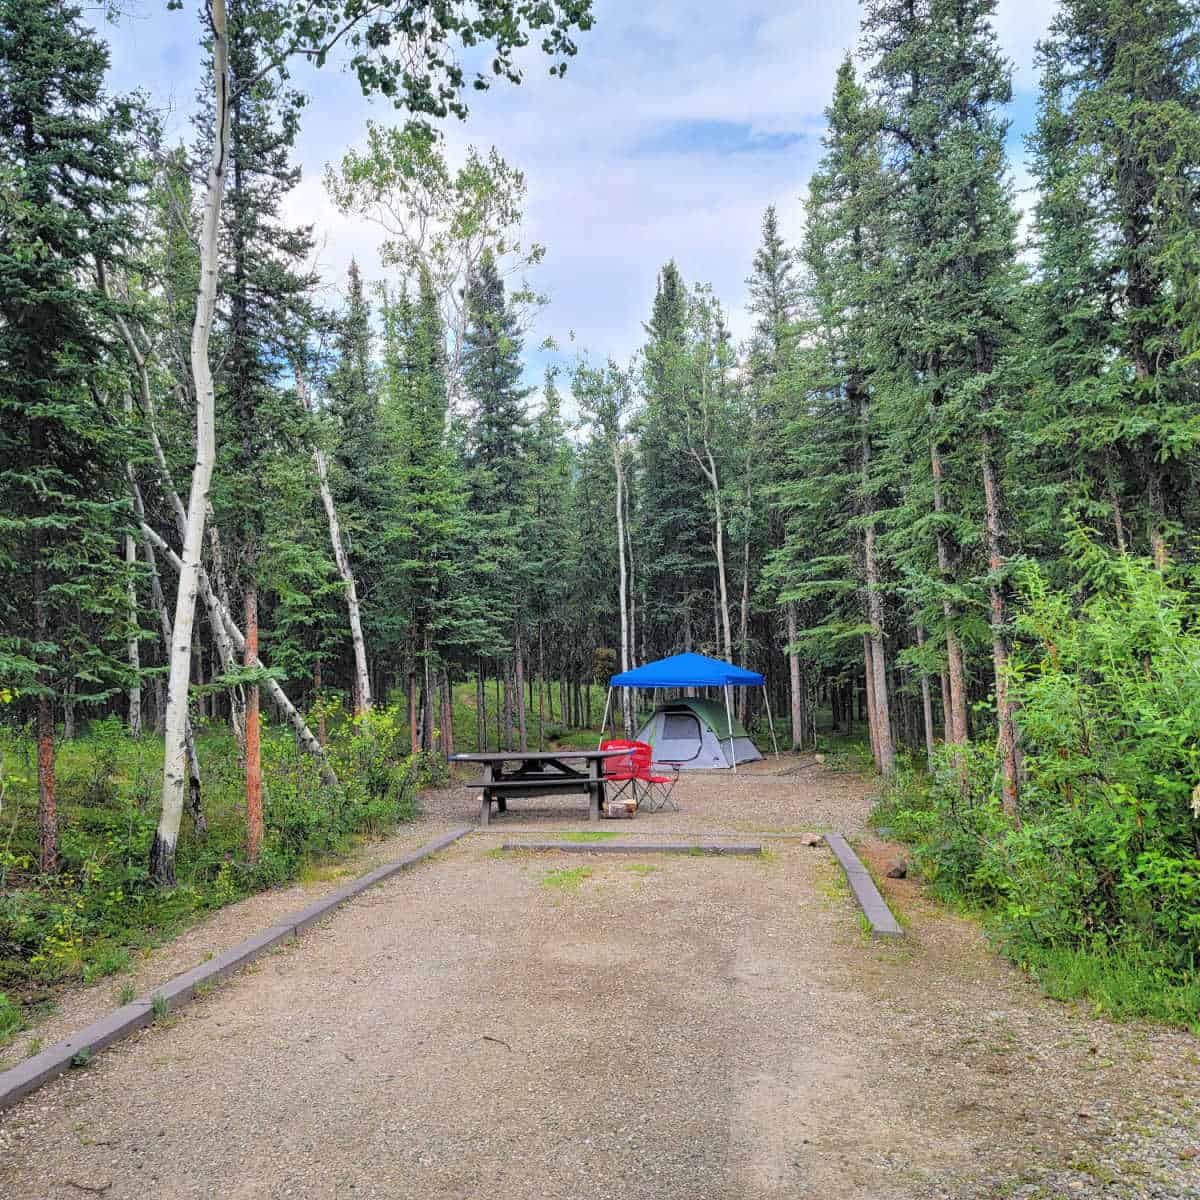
{"left": 2, "top": 760, "right": 1198, "bottom": 1199}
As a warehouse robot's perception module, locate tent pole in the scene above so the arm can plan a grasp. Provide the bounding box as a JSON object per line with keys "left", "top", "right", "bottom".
{"left": 763, "top": 683, "right": 780, "bottom": 758}
{"left": 724, "top": 683, "right": 737, "bottom": 774}
{"left": 598, "top": 687, "right": 613, "bottom": 747}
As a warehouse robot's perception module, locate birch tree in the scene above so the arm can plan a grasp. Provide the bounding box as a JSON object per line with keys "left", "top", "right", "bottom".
{"left": 327, "top": 127, "right": 544, "bottom": 411}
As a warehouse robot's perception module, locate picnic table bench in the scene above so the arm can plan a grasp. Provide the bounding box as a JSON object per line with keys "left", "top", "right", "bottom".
{"left": 449, "top": 750, "right": 628, "bottom": 826}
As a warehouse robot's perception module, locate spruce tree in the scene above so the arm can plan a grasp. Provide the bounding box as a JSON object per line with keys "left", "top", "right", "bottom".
{"left": 1029, "top": 0, "right": 1200, "bottom": 565}
{"left": 0, "top": 0, "right": 142, "bottom": 871}
{"left": 201, "top": 0, "right": 320, "bottom": 859}
{"left": 788, "top": 56, "right": 897, "bottom": 773}
{"left": 461, "top": 250, "right": 532, "bottom": 744}
{"left": 862, "top": 0, "right": 1025, "bottom": 803}
{"left": 638, "top": 261, "right": 711, "bottom": 654}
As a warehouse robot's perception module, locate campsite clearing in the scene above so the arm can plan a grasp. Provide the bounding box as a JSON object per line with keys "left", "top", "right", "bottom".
{"left": 1, "top": 763, "right": 1197, "bottom": 1199}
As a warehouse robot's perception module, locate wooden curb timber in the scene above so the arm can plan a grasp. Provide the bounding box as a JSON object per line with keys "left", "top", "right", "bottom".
{"left": 500, "top": 840, "right": 764, "bottom": 856}
{"left": 825, "top": 833, "right": 905, "bottom": 939}
{"left": 0, "top": 825, "right": 471, "bottom": 1113}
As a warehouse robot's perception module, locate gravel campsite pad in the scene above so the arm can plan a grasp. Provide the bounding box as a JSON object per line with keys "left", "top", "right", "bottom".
{"left": 2, "top": 763, "right": 1198, "bottom": 1198}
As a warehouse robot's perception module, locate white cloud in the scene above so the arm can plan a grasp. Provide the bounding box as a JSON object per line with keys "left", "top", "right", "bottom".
{"left": 102, "top": 0, "right": 1060, "bottom": 374}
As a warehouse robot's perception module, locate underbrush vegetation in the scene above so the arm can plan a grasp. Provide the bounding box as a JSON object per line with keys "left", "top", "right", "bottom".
{"left": 875, "top": 556, "right": 1200, "bottom": 1029}
{"left": 0, "top": 703, "right": 440, "bottom": 1037}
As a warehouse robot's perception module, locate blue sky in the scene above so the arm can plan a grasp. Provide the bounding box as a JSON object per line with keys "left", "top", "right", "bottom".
{"left": 97, "top": 0, "right": 1060, "bottom": 374}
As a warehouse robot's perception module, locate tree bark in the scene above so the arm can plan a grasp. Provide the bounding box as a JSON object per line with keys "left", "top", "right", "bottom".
{"left": 514, "top": 629, "right": 528, "bottom": 752}
{"left": 441, "top": 669, "right": 455, "bottom": 759}
{"left": 475, "top": 664, "right": 484, "bottom": 755}
{"left": 786, "top": 602, "right": 804, "bottom": 750}
{"left": 152, "top": 0, "right": 229, "bottom": 887}
{"left": 930, "top": 441, "right": 969, "bottom": 745}
{"left": 314, "top": 659, "right": 326, "bottom": 748}
{"left": 702, "top": 449, "right": 734, "bottom": 662}
{"left": 863, "top": 637, "right": 882, "bottom": 771}
{"left": 131, "top": 481, "right": 205, "bottom": 833}
{"left": 1148, "top": 467, "right": 1168, "bottom": 570}
{"left": 916, "top": 625, "right": 935, "bottom": 767}
{"left": 124, "top": 413, "right": 142, "bottom": 737}
{"left": 859, "top": 386, "right": 895, "bottom": 773}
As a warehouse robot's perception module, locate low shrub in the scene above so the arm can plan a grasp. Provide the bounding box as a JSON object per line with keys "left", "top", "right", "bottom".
{"left": 875, "top": 552, "right": 1200, "bottom": 1026}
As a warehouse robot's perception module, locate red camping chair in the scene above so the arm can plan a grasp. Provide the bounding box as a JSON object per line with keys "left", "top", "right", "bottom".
{"left": 631, "top": 741, "right": 680, "bottom": 812}
{"left": 600, "top": 739, "right": 640, "bottom": 808}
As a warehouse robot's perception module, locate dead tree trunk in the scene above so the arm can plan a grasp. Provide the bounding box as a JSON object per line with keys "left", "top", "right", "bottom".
{"left": 142, "top": 523, "right": 337, "bottom": 787}
{"left": 297, "top": 369, "right": 372, "bottom": 712}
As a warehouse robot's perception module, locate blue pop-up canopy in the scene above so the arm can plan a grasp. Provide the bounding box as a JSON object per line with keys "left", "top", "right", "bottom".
{"left": 610, "top": 652, "right": 764, "bottom": 689}
{"left": 602, "top": 652, "right": 777, "bottom": 770}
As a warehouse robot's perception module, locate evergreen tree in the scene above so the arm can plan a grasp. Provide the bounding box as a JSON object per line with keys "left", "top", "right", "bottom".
{"left": 461, "top": 250, "right": 532, "bottom": 745}
{"left": 637, "top": 261, "right": 711, "bottom": 654}
{"left": 863, "top": 0, "right": 1025, "bottom": 802}
{"left": 0, "top": 0, "right": 142, "bottom": 870}
{"left": 384, "top": 267, "right": 485, "bottom": 746}
{"left": 779, "top": 57, "right": 898, "bottom": 771}
{"left": 1029, "top": 0, "right": 1200, "bottom": 565}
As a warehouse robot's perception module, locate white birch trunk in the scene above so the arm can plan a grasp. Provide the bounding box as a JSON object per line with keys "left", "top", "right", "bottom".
{"left": 153, "top": 0, "right": 230, "bottom": 885}
{"left": 296, "top": 369, "right": 372, "bottom": 713}
{"left": 131, "top": 480, "right": 206, "bottom": 834}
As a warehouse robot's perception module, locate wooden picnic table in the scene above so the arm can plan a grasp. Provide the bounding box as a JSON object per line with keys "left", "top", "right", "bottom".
{"left": 449, "top": 749, "right": 629, "bottom": 826}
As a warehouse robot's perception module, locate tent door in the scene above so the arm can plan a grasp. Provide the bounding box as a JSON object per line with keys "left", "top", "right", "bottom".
{"left": 654, "top": 712, "right": 703, "bottom": 763}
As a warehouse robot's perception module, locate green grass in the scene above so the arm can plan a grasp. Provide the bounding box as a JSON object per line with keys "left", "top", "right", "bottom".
{"left": 0, "top": 992, "right": 26, "bottom": 1048}
{"left": 1022, "top": 943, "right": 1200, "bottom": 1032}
{"left": 540, "top": 866, "right": 593, "bottom": 890}
{"left": 626, "top": 862, "right": 658, "bottom": 876}
{"left": 553, "top": 831, "right": 618, "bottom": 843}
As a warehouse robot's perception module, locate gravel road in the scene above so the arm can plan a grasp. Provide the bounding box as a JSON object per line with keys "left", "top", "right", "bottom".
{"left": 2, "top": 761, "right": 1197, "bottom": 1198}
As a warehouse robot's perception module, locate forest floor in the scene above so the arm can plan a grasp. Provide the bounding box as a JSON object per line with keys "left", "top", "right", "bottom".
{"left": 1, "top": 758, "right": 1198, "bottom": 1199}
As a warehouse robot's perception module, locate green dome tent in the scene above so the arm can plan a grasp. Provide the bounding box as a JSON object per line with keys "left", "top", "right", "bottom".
{"left": 635, "top": 697, "right": 763, "bottom": 770}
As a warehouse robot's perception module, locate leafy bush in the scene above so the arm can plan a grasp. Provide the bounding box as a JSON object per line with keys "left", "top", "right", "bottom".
{"left": 876, "top": 551, "right": 1200, "bottom": 1023}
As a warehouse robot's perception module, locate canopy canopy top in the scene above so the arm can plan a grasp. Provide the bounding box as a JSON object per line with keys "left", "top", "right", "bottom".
{"left": 608, "top": 651, "right": 764, "bottom": 689}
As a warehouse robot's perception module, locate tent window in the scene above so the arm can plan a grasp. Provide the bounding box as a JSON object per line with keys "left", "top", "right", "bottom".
{"left": 662, "top": 713, "right": 700, "bottom": 740}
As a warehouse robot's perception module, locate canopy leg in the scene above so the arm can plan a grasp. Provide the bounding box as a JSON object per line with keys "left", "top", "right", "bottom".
{"left": 763, "top": 684, "right": 780, "bottom": 758}
{"left": 598, "top": 687, "right": 613, "bottom": 748}
{"left": 724, "top": 684, "right": 737, "bottom": 773}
